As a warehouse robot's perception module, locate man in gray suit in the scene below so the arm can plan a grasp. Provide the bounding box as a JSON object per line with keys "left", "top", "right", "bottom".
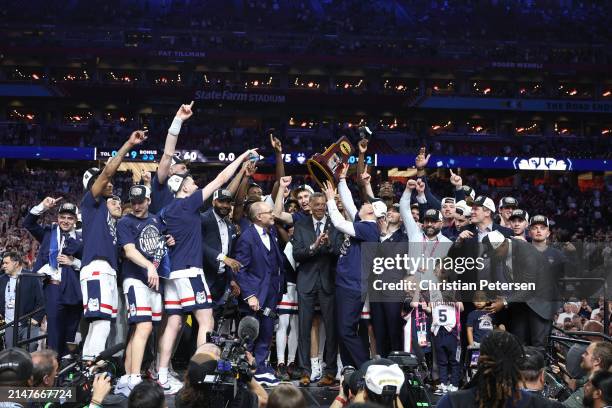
{"left": 292, "top": 192, "right": 343, "bottom": 386}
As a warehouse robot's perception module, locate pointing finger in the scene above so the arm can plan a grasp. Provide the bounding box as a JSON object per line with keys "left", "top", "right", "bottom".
{"left": 189, "top": 101, "right": 194, "bottom": 108}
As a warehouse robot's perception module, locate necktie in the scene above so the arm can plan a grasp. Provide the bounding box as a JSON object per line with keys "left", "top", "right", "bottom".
{"left": 315, "top": 221, "right": 322, "bottom": 236}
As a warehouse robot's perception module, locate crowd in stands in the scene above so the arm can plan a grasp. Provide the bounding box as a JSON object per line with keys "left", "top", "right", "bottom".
{"left": 0, "top": 0, "right": 610, "bottom": 64}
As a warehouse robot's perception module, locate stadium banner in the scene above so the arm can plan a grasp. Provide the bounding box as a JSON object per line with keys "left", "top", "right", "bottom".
{"left": 194, "top": 90, "right": 286, "bottom": 104}
{"left": 417, "top": 96, "right": 612, "bottom": 113}
{"left": 0, "top": 145, "right": 95, "bottom": 160}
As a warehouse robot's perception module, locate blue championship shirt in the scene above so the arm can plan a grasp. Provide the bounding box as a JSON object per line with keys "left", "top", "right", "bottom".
{"left": 81, "top": 191, "right": 119, "bottom": 271}
{"left": 117, "top": 213, "right": 166, "bottom": 286}
{"left": 336, "top": 217, "right": 379, "bottom": 292}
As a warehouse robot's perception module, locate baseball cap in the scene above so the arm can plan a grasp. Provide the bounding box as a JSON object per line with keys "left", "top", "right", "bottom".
{"left": 0, "top": 348, "right": 33, "bottom": 385}
{"left": 499, "top": 197, "right": 518, "bottom": 209}
{"left": 520, "top": 347, "right": 545, "bottom": 373}
{"left": 248, "top": 182, "right": 262, "bottom": 191}
{"left": 167, "top": 173, "right": 190, "bottom": 194}
{"left": 213, "top": 189, "right": 232, "bottom": 202}
{"left": 565, "top": 344, "right": 587, "bottom": 379}
{"left": 129, "top": 185, "right": 151, "bottom": 203}
{"left": 82, "top": 167, "right": 101, "bottom": 190}
{"left": 364, "top": 363, "right": 405, "bottom": 395}
{"left": 58, "top": 202, "right": 78, "bottom": 216}
{"left": 106, "top": 194, "right": 121, "bottom": 203}
{"left": 482, "top": 230, "right": 506, "bottom": 250}
{"left": 187, "top": 353, "right": 218, "bottom": 385}
{"left": 529, "top": 214, "right": 549, "bottom": 228}
{"left": 389, "top": 203, "right": 400, "bottom": 213}
{"left": 509, "top": 209, "right": 529, "bottom": 222}
{"left": 347, "top": 358, "right": 395, "bottom": 395}
{"left": 473, "top": 196, "right": 496, "bottom": 213}
{"left": 423, "top": 209, "right": 442, "bottom": 222}
{"left": 462, "top": 185, "right": 476, "bottom": 201}
{"left": 441, "top": 197, "right": 456, "bottom": 205}
{"left": 371, "top": 200, "right": 387, "bottom": 218}
{"left": 295, "top": 184, "right": 315, "bottom": 195}
{"left": 455, "top": 200, "right": 471, "bottom": 217}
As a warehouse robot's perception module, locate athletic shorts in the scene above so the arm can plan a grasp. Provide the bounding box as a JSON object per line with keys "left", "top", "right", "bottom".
{"left": 123, "top": 278, "right": 162, "bottom": 324}
{"left": 164, "top": 271, "right": 212, "bottom": 315}
{"left": 277, "top": 282, "right": 298, "bottom": 315}
{"left": 361, "top": 298, "right": 371, "bottom": 320}
{"left": 81, "top": 260, "right": 118, "bottom": 320}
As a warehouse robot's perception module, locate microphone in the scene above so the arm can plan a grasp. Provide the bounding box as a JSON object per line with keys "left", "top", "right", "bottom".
{"left": 237, "top": 316, "right": 259, "bottom": 343}
{"left": 94, "top": 343, "right": 125, "bottom": 363}
{"left": 258, "top": 307, "right": 278, "bottom": 320}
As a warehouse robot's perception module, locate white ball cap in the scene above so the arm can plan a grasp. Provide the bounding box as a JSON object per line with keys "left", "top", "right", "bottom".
{"left": 364, "top": 364, "right": 405, "bottom": 395}
{"left": 372, "top": 200, "right": 387, "bottom": 218}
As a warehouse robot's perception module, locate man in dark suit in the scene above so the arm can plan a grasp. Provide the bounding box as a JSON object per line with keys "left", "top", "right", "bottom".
{"left": 0, "top": 252, "right": 45, "bottom": 351}
{"left": 292, "top": 192, "right": 343, "bottom": 386}
{"left": 23, "top": 198, "right": 83, "bottom": 358}
{"left": 234, "top": 190, "right": 286, "bottom": 386}
{"left": 201, "top": 189, "right": 241, "bottom": 309}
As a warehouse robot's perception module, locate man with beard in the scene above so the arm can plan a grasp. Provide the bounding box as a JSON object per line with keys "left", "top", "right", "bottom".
{"left": 24, "top": 198, "right": 82, "bottom": 358}
{"left": 509, "top": 209, "right": 530, "bottom": 240}
{"left": 201, "top": 189, "right": 240, "bottom": 309}
{"left": 563, "top": 341, "right": 612, "bottom": 408}
{"left": 498, "top": 196, "right": 519, "bottom": 228}
{"left": 150, "top": 102, "right": 194, "bottom": 215}
{"left": 80, "top": 129, "right": 148, "bottom": 361}
{"left": 583, "top": 370, "right": 612, "bottom": 408}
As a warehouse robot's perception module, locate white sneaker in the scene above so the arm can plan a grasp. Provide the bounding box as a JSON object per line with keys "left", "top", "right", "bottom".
{"left": 447, "top": 385, "right": 459, "bottom": 393}
{"left": 114, "top": 375, "right": 129, "bottom": 395}
{"left": 159, "top": 375, "right": 183, "bottom": 395}
{"left": 434, "top": 383, "right": 447, "bottom": 395}
{"left": 310, "top": 358, "right": 321, "bottom": 382}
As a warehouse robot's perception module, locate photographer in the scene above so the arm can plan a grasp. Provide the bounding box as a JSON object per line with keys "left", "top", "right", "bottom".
{"left": 175, "top": 347, "right": 267, "bottom": 408}
{"left": 31, "top": 349, "right": 58, "bottom": 387}
{"left": 128, "top": 380, "right": 166, "bottom": 408}
{"left": 0, "top": 348, "right": 34, "bottom": 408}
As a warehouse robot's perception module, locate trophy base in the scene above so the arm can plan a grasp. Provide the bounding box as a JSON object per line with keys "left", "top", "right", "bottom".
{"left": 307, "top": 157, "right": 336, "bottom": 190}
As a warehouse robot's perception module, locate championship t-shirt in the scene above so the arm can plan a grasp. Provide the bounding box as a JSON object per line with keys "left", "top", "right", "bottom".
{"left": 81, "top": 191, "right": 119, "bottom": 271}
{"left": 336, "top": 217, "right": 379, "bottom": 292}
{"left": 150, "top": 174, "right": 174, "bottom": 215}
{"left": 117, "top": 213, "right": 166, "bottom": 285}
{"left": 161, "top": 192, "right": 204, "bottom": 273}
{"left": 466, "top": 309, "right": 494, "bottom": 343}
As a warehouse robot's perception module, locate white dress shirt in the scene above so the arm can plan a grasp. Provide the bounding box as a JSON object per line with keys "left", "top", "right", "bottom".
{"left": 213, "top": 210, "right": 230, "bottom": 273}
{"left": 254, "top": 224, "right": 270, "bottom": 251}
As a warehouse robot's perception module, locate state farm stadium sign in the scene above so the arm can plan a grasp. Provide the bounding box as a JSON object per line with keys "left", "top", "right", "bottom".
{"left": 195, "top": 90, "right": 286, "bottom": 104}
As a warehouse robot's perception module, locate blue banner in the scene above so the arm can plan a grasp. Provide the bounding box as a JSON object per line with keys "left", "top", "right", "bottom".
{"left": 0, "top": 146, "right": 95, "bottom": 160}
{"left": 418, "top": 96, "right": 612, "bottom": 113}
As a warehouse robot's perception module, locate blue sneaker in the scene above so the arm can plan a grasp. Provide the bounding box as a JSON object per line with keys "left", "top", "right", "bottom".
{"left": 254, "top": 367, "right": 280, "bottom": 387}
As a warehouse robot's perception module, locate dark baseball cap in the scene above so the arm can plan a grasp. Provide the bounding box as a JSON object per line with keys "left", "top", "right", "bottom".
{"left": 529, "top": 214, "right": 549, "bottom": 228}
{"left": 499, "top": 196, "right": 518, "bottom": 209}
{"left": 213, "top": 189, "right": 232, "bottom": 202}
{"left": 187, "top": 353, "right": 218, "bottom": 385}
{"left": 509, "top": 209, "right": 529, "bottom": 221}
{"left": 423, "top": 209, "right": 443, "bottom": 222}
{"left": 0, "top": 348, "right": 33, "bottom": 385}
{"left": 171, "top": 156, "right": 190, "bottom": 167}
{"left": 129, "top": 185, "right": 150, "bottom": 203}
{"left": 462, "top": 185, "right": 476, "bottom": 201}
{"left": 58, "top": 202, "right": 78, "bottom": 216}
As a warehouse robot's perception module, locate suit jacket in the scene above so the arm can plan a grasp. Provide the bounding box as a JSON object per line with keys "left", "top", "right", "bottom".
{"left": 291, "top": 216, "right": 343, "bottom": 294}
{"left": 23, "top": 213, "right": 83, "bottom": 305}
{"left": 0, "top": 270, "right": 45, "bottom": 324}
{"left": 200, "top": 208, "right": 237, "bottom": 282}
{"left": 234, "top": 224, "right": 285, "bottom": 304}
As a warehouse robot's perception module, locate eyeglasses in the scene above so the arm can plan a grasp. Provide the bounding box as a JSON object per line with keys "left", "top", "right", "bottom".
{"left": 258, "top": 210, "right": 273, "bottom": 215}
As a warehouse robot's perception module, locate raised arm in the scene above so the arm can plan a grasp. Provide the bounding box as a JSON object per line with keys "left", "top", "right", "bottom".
{"left": 232, "top": 161, "right": 256, "bottom": 223}
{"left": 400, "top": 181, "right": 421, "bottom": 238}
{"left": 225, "top": 164, "right": 246, "bottom": 197}
{"left": 272, "top": 176, "right": 293, "bottom": 225}
{"left": 356, "top": 139, "right": 370, "bottom": 202}
{"left": 157, "top": 102, "right": 194, "bottom": 184}
{"left": 200, "top": 149, "right": 255, "bottom": 202}
{"left": 337, "top": 163, "right": 357, "bottom": 221}
{"left": 91, "top": 130, "right": 148, "bottom": 199}
{"left": 270, "top": 132, "right": 285, "bottom": 200}
{"left": 323, "top": 180, "right": 356, "bottom": 237}
{"left": 359, "top": 164, "right": 375, "bottom": 200}
{"left": 25, "top": 197, "right": 61, "bottom": 242}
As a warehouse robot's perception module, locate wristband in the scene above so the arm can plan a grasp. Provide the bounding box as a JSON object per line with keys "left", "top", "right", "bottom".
{"left": 335, "top": 396, "right": 347, "bottom": 406}
{"left": 168, "top": 116, "right": 183, "bottom": 136}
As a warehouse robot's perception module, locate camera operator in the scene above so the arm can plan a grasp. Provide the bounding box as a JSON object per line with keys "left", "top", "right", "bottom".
{"left": 31, "top": 349, "right": 58, "bottom": 387}
{"left": 128, "top": 380, "right": 166, "bottom": 408}
{"left": 331, "top": 359, "right": 405, "bottom": 408}
{"left": 0, "top": 348, "right": 34, "bottom": 408}
{"left": 268, "top": 384, "right": 306, "bottom": 408}
{"left": 563, "top": 341, "right": 612, "bottom": 408}
{"left": 175, "top": 346, "right": 267, "bottom": 408}
{"left": 519, "top": 347, "right": 564, "bottom": 406}
{"left": 88, "top": 373, "right": 112, "bottom": 408}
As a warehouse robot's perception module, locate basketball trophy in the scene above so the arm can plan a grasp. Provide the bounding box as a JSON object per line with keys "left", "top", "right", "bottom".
{"left": 306, "top": 135, "right": 355, "bottom": 189}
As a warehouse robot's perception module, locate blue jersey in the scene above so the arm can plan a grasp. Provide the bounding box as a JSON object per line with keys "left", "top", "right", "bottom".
{"left": 291, "top": 210, "right": 309, "bottom": 225}
{"left": 162, "top": 192, "right": 204, "bottom": 272}
{"left": 336, "top": 217, "right": 379, "bottom": 292}
{"left": 117, "top": 213, "right": 166, "bottom": 285}
{"left": 81, "top": 191, "right": 119, "bottom": 271}
{"left": 150, "top": 174, "right": 174, "bottom": 215}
